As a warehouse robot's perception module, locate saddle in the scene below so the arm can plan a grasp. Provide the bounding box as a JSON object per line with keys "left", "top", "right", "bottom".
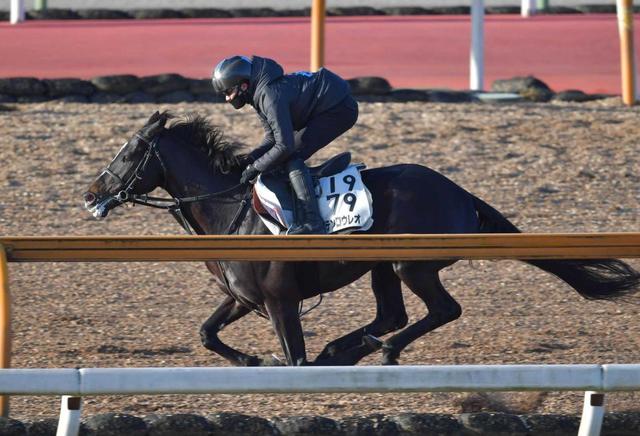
{"left": 308, "top": 152, "right": 353, "bottom": 178}
{"left": 253, "top": 152, "right": 374, "bottom": 235}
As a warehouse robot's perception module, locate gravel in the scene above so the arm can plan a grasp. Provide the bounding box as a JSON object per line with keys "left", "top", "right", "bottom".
{"left": 0, "top": 99, "right": 638, "bottom": 421}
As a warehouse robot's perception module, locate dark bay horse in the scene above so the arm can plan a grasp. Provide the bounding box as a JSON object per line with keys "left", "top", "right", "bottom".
{"left": 83, "top": 111, "right": 640, "bottom": 366}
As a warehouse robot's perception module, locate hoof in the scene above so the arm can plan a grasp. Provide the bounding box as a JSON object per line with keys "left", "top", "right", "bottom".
{"left": 316, "top": 344, "right": 338, "bottom": 361}
{"left": 381, "top": 342, "right": 399, "bottom": 365}
{"left": 241, "top": 355, "right": 263, "bottom": 367}
{"left": 238, "top": 355, "right": 285, "bottom": 367}
{"left": 259, "top": 355, "right": 286, "bottom": 366}
{"left": 381, "top": 356, "right": 399, "bottom": 365}
{"left": 312, "top": 356, "right": 342, "bottom": 366}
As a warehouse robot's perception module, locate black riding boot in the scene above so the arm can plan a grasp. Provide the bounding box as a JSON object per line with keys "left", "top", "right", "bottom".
{"left": 286, "top": 159, "right": 326, "bottom": 235}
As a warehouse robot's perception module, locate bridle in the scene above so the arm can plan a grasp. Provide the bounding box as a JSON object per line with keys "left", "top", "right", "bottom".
{"left": 101, "top": 131, "right": 251, "bottom": 235}
{"left": 101, "top": 133, "right": 165, "bottom": 204}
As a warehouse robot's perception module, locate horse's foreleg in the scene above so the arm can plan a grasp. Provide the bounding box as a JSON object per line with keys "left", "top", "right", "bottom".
{"left": 264, "top": 298, "right": 307, "bottom": 366}
{"left": 314, "top": 263, "right": 408, "bottom": 365}
{"left": 382, "top": 262, "right": 461, "bottom": 365}
{"left": 200, "top": 296, "right": 262, "bottom": 366}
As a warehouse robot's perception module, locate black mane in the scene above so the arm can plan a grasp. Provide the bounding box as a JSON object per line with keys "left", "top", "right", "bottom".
{"left": 162, "top": 111, "right": 245, "bottom": 174}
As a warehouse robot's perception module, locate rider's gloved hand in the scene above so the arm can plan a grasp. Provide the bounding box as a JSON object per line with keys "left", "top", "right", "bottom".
{"left": 236, "top": 154, "right": 255, "bottom": 168}
{"left": 240, "top": 164, "right": 260, "bottom": 184}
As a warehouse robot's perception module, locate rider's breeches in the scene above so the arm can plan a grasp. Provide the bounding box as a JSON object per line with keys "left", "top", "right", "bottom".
{"left": 292, "top": 95, "right": 359, "bottom": 162}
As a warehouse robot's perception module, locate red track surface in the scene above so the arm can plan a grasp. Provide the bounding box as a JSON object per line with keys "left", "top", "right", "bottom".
{"left": 1, "top": 14, "right": 638, "bottom": 94}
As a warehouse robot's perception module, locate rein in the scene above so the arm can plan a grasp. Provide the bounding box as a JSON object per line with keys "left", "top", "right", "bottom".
{"left": 130, "top": 187, "right": 252, "bottom": 235}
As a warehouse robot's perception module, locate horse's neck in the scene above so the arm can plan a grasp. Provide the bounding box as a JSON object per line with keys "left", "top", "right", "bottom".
{"left": 163, "top": 160, "right": 245, "bottom": 235}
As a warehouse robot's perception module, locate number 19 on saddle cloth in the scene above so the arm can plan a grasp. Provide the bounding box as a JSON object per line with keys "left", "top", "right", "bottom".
{"left": 317, "top": 165, "right": 373, "bottom": 234}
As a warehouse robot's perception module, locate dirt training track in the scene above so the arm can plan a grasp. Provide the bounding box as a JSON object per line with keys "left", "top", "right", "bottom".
{"left": 1, "top": 14, "right": 639, "bottom": 94}
{"left": 0, "top": 98, "right": 639, "bottom": 420}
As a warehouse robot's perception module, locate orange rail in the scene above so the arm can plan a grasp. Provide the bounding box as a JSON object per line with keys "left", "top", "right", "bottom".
{"left": 1, "top": 233, "right": 639, "bottom": 262}
{"left": 0, "top": 245, "right": 9, "bottom": 416}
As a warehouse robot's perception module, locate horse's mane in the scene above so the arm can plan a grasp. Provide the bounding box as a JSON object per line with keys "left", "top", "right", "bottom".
{"left": 161, "top": 111, "right": 246, "bottom": 174}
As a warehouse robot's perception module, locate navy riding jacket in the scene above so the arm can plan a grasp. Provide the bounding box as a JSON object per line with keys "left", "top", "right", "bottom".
{"left": 246, "top": 56, "right": 351, "bottom": 173}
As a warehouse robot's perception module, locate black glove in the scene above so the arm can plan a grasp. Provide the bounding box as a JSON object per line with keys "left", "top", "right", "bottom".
{"left": 240, "top": 164, "right": 260, "bottom": 185}
{"left": 237, "top": 154, "right": 255, "bottom": 168}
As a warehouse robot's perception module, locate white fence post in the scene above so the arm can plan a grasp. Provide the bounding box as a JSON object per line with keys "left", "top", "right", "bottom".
{"left": 470, "top": 0, "right": 485, "bottom": 91}
{"left": 10, "top": 0, "right": 25, "bottom": 24}
{"left": 56, "top": 396, "right": 82, "bottom": 436}
{"left": 577, "top": 391, "right": 605, "bottom": 436}
{"left": 521, "top": 0, "right": 536, "bottom": 17}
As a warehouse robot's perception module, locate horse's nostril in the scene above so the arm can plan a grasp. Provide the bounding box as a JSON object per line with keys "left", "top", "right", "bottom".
{"left": 83, "top": 192, "right": 96, "bottom": 205}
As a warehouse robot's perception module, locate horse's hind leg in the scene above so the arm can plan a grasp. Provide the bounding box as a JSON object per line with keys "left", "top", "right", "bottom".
{"left": 200, "top": 296, "right": 261, "bottom": 366}
{"left": 382, "top": 261, "right": 461, "bottom": 365}
{"left": 314, "top": 263, "right": 408, "bottom": 365}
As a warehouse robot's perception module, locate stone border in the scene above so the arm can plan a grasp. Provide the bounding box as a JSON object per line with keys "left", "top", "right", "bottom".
{"left": 1, "top": 5, "right": 639, "bottom": 21}
{"left": 1, "top": 411, "right": 639, "bottom": 435}
{"left": 0, "top": 75, "right": 610, "bottom": 104}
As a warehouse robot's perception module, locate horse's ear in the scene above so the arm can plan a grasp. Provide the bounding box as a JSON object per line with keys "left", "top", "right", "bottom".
{"left": 147, "top": 112, "right": 167, "bottom": 135}
{"left": 157, "top": 112, "right": 167, "bottom": 128}
{"left": 148, "top": 111, "right": 161, "bottom": 124}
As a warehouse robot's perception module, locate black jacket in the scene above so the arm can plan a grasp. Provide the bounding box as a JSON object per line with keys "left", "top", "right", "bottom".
{"left": 247, "top": 56, "right": 351, "bottom": 172}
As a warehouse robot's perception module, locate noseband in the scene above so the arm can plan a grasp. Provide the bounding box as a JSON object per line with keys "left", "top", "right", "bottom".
{"left": 103, "top": 131, "right": 251, "bottom": 235}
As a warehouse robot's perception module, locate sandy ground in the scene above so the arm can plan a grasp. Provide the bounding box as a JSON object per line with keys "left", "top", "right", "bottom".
{"left": 0, "top": 99, "right": 638, "bottom": 421}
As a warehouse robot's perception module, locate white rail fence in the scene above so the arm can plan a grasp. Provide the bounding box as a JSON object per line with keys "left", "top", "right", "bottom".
{"left": 1, "top": 364, "right": 639, "bottom": 436}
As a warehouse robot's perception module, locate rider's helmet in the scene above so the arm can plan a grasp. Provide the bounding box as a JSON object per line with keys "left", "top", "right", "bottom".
{"left": 212, "top": 56, "right": 253, "bottom": 109}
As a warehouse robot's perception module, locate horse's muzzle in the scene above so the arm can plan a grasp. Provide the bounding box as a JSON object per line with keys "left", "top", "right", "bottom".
{"left": 83, "top": 191, "right": 97, "bottom": 207}
{"left": 83, "top": 191, "right": 117, "bottom": 219}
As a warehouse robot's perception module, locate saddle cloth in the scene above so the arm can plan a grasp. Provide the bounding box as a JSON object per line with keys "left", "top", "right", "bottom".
{"left": 253, "top": 153, "right": 374, "bottom": 235}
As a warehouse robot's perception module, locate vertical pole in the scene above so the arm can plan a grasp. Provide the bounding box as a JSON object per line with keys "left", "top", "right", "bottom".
{"left": 311, "top": 0, "right": 326, "bottom": 71}
{"left": 56, "top": 396, "right": 82, "bottom": 436}
{"left": 521, "top": 0, "right": 536, "bottom": 17}
{"left": 10, "top": 0, "right": 26, "bottom": 24}
{"left": 0, "top": 245, "right": 10, "bottom": 417}
{"left": 577, "top": 391, "right": 605, "bottom": 436}
{"left": 617, "top": 0, "right": 636, "bottom": 105}
{"left": 537, "top": 0, "right": 549, "bottom": 12}
{"left": 470, "top": 0, "right": 485, "bottom": 91}
{"left": 34, "top": 0, "right": 47, "bottom": 11}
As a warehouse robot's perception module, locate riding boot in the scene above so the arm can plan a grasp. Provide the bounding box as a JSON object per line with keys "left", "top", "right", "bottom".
{"left": 286, "top": 159, "right": 326, "bottom": 235}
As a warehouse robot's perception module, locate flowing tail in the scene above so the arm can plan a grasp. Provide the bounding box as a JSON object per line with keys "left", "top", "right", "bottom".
{"left": 472, "top": 195, "right": 640, "bottom": 301}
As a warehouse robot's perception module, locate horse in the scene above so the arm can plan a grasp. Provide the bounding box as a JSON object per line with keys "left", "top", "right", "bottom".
{"left": 83, "top": 111, "right": 640, "bottom": 366}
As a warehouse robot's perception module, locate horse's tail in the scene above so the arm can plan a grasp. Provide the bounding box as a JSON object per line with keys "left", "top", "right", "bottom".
{"left": 472, "top": 195, "right": 521, "bottom": 234}
{"left": 472, "top": 195, "right": 640, "bottom": 301}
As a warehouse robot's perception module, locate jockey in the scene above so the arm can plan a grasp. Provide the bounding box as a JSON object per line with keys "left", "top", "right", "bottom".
{"left": 211, "top": 55, "right": 359, "bottom": 235}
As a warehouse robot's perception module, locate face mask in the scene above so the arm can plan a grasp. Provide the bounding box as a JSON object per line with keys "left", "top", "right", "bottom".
{"left": 229, "top": 93, "right": 247, "bottom": 109}
{"left": 226, "top": 84, "right": 249, "bottom": 109}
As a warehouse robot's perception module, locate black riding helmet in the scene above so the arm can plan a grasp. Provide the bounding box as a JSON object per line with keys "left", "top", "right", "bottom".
{"left": 212, "top": 55, "right": 253, "bottom": 109}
